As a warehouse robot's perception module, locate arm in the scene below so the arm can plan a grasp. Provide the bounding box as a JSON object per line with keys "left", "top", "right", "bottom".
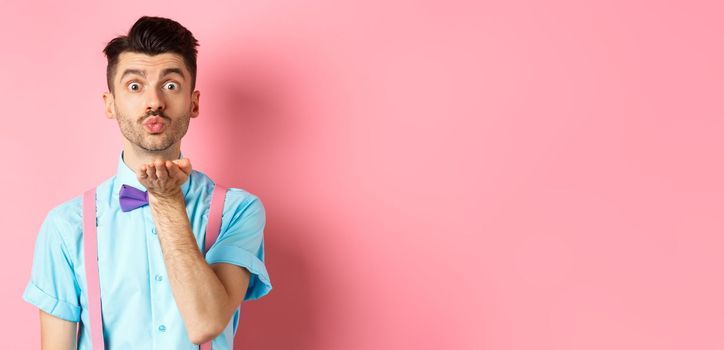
{"left": 150, "top": 191, "right": 250, "bottom": 344}
{"left": 139, "top": 159, "right": 250, "bottom": 344}
{"left": 24, "top": 210, "right": 83, "bottom": 350}
{"left": 40, "top": 310, "right": 77, "bottom": 350}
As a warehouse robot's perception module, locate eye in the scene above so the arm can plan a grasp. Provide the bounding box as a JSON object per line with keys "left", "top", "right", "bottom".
{"left": 127, "top": 82, "right": 141, "bottom": 91}
{"left": 164, "top": 82, "right": 179, "bottom": 90}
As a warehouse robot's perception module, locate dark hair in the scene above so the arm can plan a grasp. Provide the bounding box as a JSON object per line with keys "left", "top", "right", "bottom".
{"left": 103, "top": 16, "right": 199, "bottom": 93}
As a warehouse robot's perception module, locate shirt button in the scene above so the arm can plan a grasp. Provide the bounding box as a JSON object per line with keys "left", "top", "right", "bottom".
{"left": 159, "top": 325, "right": 166, "bottom": 332}
{"left": 151, "top": 228, "right": 157, "bottom": 235}
{"left": 155, "top": 275, "right": 163, "bottom": 282}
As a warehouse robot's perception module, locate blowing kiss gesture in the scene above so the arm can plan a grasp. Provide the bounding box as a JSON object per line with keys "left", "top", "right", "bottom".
{"left": 137, "top": 158, "right": 193, "bottom": 200}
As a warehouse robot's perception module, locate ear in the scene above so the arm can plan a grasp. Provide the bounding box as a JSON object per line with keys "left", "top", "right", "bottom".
{"left": 102, "top": 92, "right": 116, "bottom": 119}
{"left": 190, "top": 90, "right": 200, "bottom": 118}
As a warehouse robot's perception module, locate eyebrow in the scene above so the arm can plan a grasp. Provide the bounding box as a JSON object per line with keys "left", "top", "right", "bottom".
{"left": 119, "top": 68, "right": 186, "bottom": 82}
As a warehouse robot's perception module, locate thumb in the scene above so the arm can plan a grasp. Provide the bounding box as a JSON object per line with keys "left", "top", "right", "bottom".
{"left": 172, "top": 158, "right": 192, "bottom": 175}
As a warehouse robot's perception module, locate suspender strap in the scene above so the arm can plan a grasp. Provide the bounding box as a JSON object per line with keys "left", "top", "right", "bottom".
{"left": 82, "top": 183, "right": 229, "bottom": 350}
{"left": 200, "top": 183, "right": 228, "bottom": 350}
{"left": 83, "top": 188, "right": 105, "bottom": 349}
{"left": 204, "top": 184, "right": 227, "bottom": 254}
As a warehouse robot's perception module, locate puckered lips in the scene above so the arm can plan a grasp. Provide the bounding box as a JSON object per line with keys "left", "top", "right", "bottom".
{"left": 143, "top": 116, "right": 167, "bottom": 134}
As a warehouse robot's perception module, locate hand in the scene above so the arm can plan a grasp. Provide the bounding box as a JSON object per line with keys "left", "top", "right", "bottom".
{"left": 137, "top": 158, "right": 192, "bottom": 199}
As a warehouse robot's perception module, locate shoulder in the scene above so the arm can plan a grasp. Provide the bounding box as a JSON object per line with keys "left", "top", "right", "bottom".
{"left": 45, "top": 195, "right": 83, "bottom": 233}
{"left": 222, "top": 188, "right": 266, "bottom": 232}
{"left": 41, "top": 177, "right": 114, "bottom": 246}
{"left": 35, "top": 195, "right": 83, "bottom": 259}
{"left": 48, "top": 177, "right": 114, "bottom": 226}
{"left": 225, "top": 187, "right": 263, "bottom": 211}
{"left": 191, "top": 170, "right": 264, "bottom": 210}
{"left": 191, "top": 170, "right": 265, "bottom": 222}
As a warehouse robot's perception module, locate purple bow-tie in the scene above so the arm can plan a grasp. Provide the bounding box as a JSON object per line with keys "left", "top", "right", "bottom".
{"left": 119, "top": 184, "right": 148, "bottom": 212}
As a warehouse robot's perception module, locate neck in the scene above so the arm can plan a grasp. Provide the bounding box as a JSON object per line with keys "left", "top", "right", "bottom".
{"left": 122, "top": 143, "right": 182, "bottom": 175}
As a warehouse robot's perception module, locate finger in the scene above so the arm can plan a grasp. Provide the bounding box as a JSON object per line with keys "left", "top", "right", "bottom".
{"left": 173, "top": 158, "right": 192, "bottom": 175}
{"left": 155, "top": 160, "right": 168, "bottom": 181}
{"left": 138, "top": 165, "right": 148, "bottom": 179}
{"left": 171, "top": 159, "right": 189, "bottom": 175}
{"left": 146, "top": 163, "right": 158, "bottom": 181}
{"left": 165, "top": 160, "right": 179, "bottom": 179}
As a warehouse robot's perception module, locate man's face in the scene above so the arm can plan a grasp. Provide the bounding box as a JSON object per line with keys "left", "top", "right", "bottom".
{"left": 103, "top": 52, "right": 200, "bottom": 152}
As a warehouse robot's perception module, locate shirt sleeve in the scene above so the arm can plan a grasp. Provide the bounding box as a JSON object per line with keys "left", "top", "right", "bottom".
{"left": 22, "top": 210, "right": 82, "bottom": 322}
{"left": 205, "top": 190, "right": 272, "bottom": 301}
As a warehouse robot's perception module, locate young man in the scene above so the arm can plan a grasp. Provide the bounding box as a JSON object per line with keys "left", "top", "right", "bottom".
{"left": 22, "top": 16, "right": 272, "bottom": 349}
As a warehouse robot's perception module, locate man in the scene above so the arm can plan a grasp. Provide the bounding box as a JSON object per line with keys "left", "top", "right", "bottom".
{"left": 22, "top": 16, "right": 272, "bottom": 349}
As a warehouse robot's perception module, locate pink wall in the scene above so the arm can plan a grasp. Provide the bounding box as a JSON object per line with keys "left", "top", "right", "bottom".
{"left": 2, "top": 0, "right": 723, "bottom": 349}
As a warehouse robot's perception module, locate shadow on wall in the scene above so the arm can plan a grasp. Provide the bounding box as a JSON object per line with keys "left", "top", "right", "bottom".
{"left": 199, "top": 48, "right": 319, "bottom": 349}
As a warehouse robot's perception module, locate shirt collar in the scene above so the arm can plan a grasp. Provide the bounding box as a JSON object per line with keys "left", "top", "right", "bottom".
{"left": 113, "top": 150, "right": 192, "bottom": 198}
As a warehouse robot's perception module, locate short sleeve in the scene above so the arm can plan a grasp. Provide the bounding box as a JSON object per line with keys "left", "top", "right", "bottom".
{"left": 22, "top": 211, "right": 81, "bottom": 322}
{"left": 205, "top": 191, "right": 272, "bottom": 301}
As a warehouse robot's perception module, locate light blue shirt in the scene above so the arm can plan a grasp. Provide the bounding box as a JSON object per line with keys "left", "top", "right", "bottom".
{"left": 23, "top": 150, "right": 272, "bottom": 349}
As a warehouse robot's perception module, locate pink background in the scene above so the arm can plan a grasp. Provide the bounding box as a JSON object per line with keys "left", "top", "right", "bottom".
{"left": 1, "top": 0, "right": 723, "bottom": 349}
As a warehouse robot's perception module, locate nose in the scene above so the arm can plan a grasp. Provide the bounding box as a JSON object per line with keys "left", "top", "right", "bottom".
{"left": 145, "top": 87, "right": 165, "bottom": 114}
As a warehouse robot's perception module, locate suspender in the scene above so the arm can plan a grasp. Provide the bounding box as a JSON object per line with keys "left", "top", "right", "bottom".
{"left": 82, "top": 190, "right": 103, "bottom": 350}
{"left": 200, "top": 184, "right": 227, "bottom": 350}
{"left": 82, "top": 184, "right": 228, "bottom": 349}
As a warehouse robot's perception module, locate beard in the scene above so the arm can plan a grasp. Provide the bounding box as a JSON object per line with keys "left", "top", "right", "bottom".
{"left": 116, "top": 109, "right": 191, "bottom": 152}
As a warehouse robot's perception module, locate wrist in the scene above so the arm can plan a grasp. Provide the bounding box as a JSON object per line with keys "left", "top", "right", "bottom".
{"left": 148, "top": 188, "right": 184, "bottom": 203}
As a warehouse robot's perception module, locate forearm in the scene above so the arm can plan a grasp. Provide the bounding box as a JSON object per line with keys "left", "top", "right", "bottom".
{"left": 149, "top": 191, "right": 232, "bottom": 343}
